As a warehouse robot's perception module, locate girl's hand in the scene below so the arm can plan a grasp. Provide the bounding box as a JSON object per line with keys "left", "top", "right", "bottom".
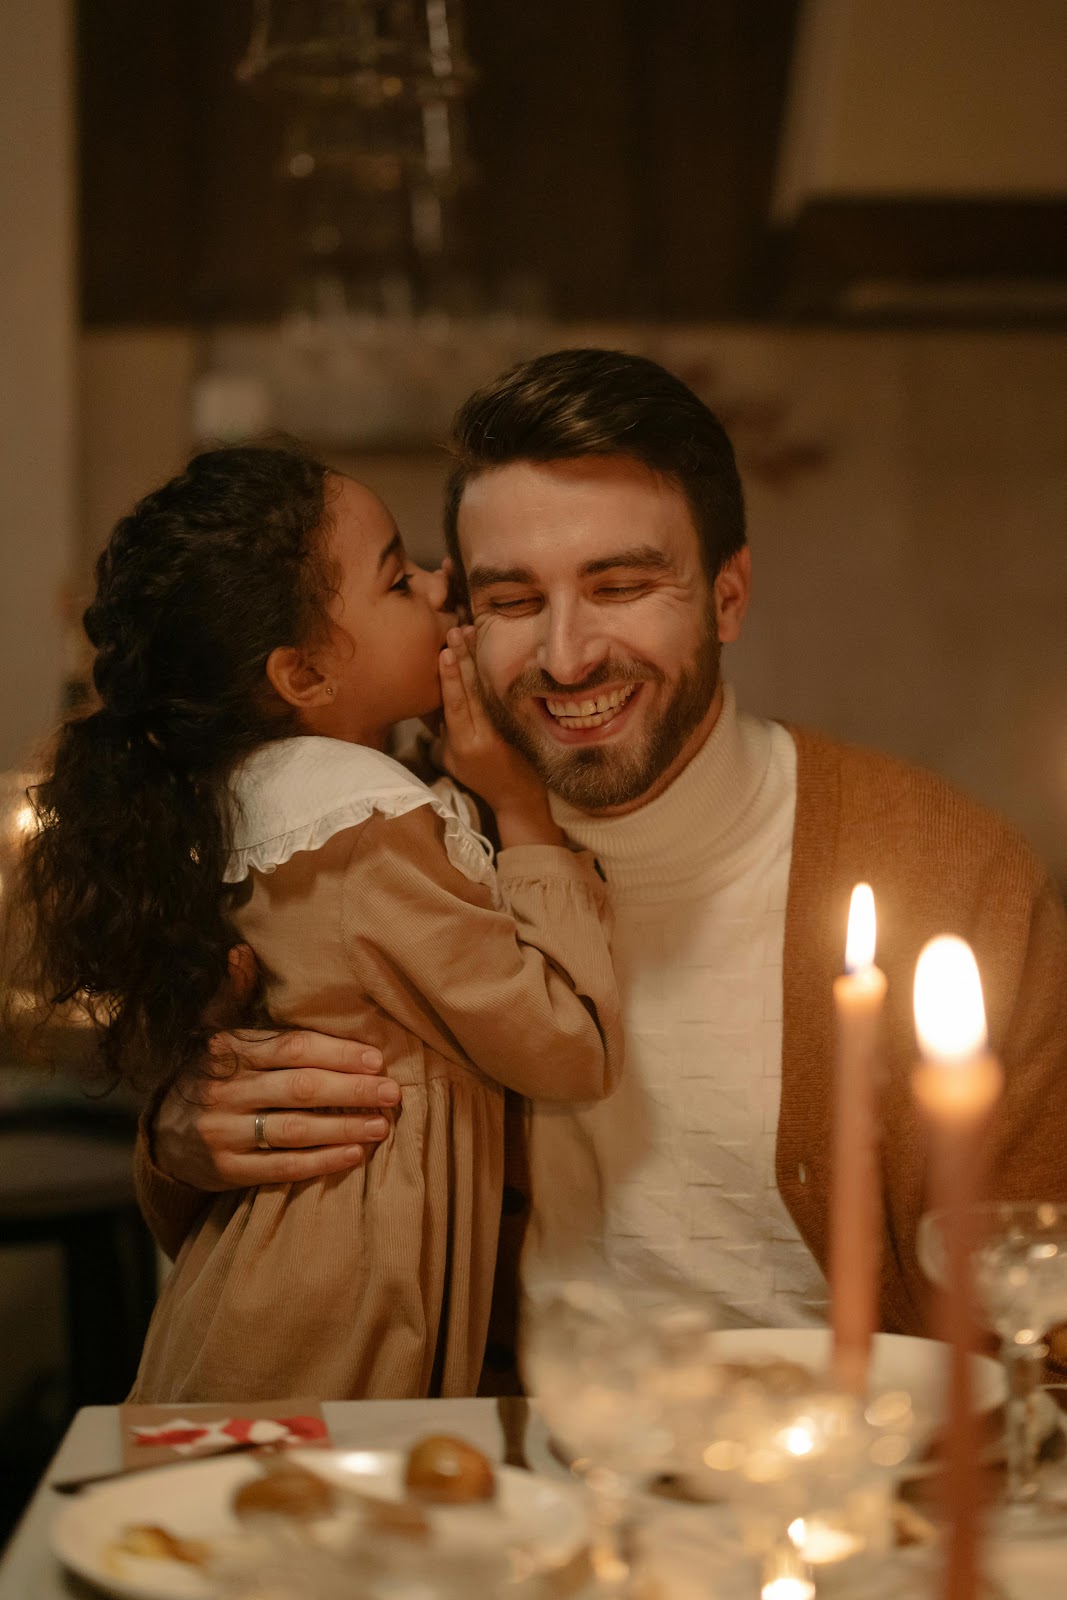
{"left": 439, "top": 627, "right": 565, "bottom": 848}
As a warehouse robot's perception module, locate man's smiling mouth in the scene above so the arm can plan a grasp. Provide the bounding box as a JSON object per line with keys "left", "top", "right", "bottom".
{"left": 541, "top": 684, "right": 638, "bottom": 730}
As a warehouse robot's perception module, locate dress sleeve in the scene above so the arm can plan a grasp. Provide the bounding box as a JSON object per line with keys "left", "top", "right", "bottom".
{"left": 342, "top": 806, "right": 623, "bottom": 1102}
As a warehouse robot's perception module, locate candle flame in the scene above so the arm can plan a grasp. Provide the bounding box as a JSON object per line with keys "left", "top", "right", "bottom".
{"left": 844, "top": 882, "right": 876, "bottom": 972}
{"left": 913, "top": 936, "right": 988, "bottom": 1061}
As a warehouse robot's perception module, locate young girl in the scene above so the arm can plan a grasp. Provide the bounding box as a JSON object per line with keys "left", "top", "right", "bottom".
{"left": 16, "top": 444, "right": 622, "bottom": 1400}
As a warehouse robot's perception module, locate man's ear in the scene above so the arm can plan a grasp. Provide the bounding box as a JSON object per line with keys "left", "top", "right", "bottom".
{"left": 713, "top": 546, "right": 751, "bottom": 644}
{"left": 265, "top": 645, "right": 333, "bottom": 710}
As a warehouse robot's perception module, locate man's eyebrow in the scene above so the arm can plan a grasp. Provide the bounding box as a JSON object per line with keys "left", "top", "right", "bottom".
{"left": 377, "top": 531, "right": 403, "bottom": 571}
{"left": 467, "top": 563, "right": 535, "bottom": 591}
{"left": 580, "top": 546, "right": 673, "bottom": 577}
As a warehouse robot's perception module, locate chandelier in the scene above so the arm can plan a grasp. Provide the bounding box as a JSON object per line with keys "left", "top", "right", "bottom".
{"left": 238, "top": 0, "right": 478, "bottom": 318}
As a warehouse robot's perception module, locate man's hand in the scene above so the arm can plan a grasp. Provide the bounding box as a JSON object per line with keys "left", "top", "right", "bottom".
{"left": 153, "top": 1030, "right": 401, "bottom": 1191}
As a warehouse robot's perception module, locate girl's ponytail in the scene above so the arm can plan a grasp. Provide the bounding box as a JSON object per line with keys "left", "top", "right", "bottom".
{"left": 5, "top": 444, "right": 336, "bottom": 1093}
{"left": 14, "top": 703, "right": 229, "bottom": 1088}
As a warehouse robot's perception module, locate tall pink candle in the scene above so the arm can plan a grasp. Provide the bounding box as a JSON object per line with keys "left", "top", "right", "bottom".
{"left": 830, "top": 883, "right": 887, "bottom": 1396}
{"left": 913, "top": 936, "right": 1002, "bottom": 1600}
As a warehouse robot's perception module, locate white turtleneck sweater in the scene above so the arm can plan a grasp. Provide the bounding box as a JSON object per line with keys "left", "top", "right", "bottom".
{"left": 525, "top": 685, "right": 828, "bottom": 1328}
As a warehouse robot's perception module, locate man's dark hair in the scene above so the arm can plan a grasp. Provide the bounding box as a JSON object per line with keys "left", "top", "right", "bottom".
{"left": 443, "top": 347, "right": 746, "bottom": 580}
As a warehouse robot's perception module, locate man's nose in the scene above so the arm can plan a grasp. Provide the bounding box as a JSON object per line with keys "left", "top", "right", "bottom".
{"left": 535, "top": 601, "right": 608, "bottom": 688}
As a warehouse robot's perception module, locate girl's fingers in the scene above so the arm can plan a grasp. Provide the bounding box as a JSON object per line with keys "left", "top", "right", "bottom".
{"left": 439, "top": 644, "right": 476, "bottom": 743}
{"left": 454, "top": 636, "right": 486, "bottom": 727}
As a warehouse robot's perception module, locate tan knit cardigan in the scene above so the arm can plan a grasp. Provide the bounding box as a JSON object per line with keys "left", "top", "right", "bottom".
{"left": 778, "top": 726, "right": 1067, "bottom": 1338}
{"left": 136, "top": 726, "right": 1067, "bottom": 1372}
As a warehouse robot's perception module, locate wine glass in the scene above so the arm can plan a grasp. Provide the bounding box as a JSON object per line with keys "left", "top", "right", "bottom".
{"left": 918, "top": 1201, "right": 1067, "bottom": 1528}
{"left": 520, "top": 1265, "right": 720, "bottom": 1592}
{"left": 697, "top": 1374, "right": 914, "bottom": 1586}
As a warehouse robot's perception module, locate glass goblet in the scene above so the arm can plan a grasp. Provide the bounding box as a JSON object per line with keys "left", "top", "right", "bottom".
{"left": 521, "top": 1268, "right": 719, "bottom": 1593}
{"left": 918, "top": 1201, "right": 1067, "bottom": 1525}
{"left": 699, "top": 1376, "right": 913, "bottom": 1585}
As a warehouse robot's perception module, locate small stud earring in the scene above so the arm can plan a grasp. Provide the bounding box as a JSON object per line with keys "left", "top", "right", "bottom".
{"left": 325, "top": 685, "right": 335, "bottom": 698}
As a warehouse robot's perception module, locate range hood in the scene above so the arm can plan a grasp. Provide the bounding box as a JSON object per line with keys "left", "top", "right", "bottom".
{"left": 770, "top": 0, "right": 1067, "bottom": 318}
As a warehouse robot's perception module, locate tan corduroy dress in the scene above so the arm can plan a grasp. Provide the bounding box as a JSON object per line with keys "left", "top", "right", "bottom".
{"left": 129, "top": 738, "right": 622, "bottom": 1402}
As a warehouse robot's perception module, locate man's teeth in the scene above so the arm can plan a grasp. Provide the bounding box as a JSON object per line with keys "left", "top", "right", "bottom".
{"left": 543, "top": 685, "right": 637, "bottom": 729}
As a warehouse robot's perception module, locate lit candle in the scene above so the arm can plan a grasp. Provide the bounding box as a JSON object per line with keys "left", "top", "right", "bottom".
{"left": 831, "top": 883, "right": 887, "bottom": 1395}
{"left": 912, "top": 936, "right": 1003, "bottom": 1600}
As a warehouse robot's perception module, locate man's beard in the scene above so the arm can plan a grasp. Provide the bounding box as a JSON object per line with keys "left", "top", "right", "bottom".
{"left": 478, "top": 624, "right": 721, "bottom": 811}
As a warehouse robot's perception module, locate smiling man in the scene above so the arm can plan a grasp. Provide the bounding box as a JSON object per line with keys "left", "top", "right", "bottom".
{"left": 137, "top": 349, "right": 1067, "bottom": 1370}
{"left": 458, "top": 455, "right": 732, "bottom": 813}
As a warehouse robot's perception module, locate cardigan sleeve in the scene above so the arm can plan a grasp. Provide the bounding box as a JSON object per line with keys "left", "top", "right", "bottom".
{"left": 133, "top": 1109, "right": 210, "bottom": 1261}
{"left": 984, "top": 872, "right": 1067, "bottom": 1202}
{"left": 341, "top": 806, "right": 623, "bottom": 1102}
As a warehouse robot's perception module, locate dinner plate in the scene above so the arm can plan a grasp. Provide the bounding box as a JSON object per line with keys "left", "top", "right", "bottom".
{"left": 51, "top": 1446, "right": 589, "bottom": 1600}
{"left": 707, "top": 1328, "right": 1007, "bottom": 1420}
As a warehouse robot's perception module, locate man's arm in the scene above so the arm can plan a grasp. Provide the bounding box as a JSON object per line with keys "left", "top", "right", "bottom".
{"left": 985, "top": 872, "right": 1067, "bottom": 1203}
{"left": 153, "top": 1030, "right": 399, "bottom": 1189}
{"left": 137, "top": 1029, "right": 402, "bottom": 1256}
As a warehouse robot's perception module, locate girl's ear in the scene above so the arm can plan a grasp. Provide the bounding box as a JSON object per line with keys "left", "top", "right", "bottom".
{"left": 265, "top": 645, "right": 334, "bottom": 710}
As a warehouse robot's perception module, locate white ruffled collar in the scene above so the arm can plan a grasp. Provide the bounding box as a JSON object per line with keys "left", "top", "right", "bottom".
{"left": 223, "top": 736, "right": 497, "bottom": 899}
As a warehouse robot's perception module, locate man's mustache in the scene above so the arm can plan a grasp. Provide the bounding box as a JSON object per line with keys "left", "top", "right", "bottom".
{"left": 503, "top": 660, "right": 662, "bottom": 701}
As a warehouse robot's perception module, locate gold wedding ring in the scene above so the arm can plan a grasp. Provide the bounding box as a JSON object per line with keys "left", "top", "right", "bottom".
{"left": 253, "top": 1111, "right": 272, "bottom": 1151}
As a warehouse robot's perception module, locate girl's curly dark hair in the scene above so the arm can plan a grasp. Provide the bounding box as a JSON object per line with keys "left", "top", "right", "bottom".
{"left": 8, "top": 444, "right": 338, "bottom": 1091}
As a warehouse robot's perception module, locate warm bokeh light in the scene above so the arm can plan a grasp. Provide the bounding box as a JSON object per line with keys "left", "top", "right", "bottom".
{"left": 780, "top": 1423, "right": 815, "bottom": 1458}
{"left": 788, "top": 1515, "right": 864, "bottom": 1564}
{"left": 844, "top": 882, "right": 876, "bottom": 973}
{"left": 762, "top": 1575, "right": 815, "bottom": 1600}
{"left": 913, "top": 936, "right": 988, "bottom": 1061}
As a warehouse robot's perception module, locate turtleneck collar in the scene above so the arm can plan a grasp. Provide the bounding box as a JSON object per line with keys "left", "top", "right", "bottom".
{"left": 550, "top": 684, "right": 789, "bottom": 898}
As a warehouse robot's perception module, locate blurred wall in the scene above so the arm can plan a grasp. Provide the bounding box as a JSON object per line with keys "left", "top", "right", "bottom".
{"left": 0, "top": 1, "right": 77, "bottom": 769}
{"left": 79, "top": 330, "right": 198, "bottom": 590}
{"left": 78, "top": 326, "right": 1067, "bottom": 883}
{"left": 722, "top": 329, "right": 1067, "bottom": 881}
{"left": 0, "top": 0, "right": 76, "bottom": 1418}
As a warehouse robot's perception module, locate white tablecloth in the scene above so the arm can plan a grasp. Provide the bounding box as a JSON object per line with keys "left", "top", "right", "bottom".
{"left": 1, "top": 1397, "right": 1065, "bottom": 1598}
